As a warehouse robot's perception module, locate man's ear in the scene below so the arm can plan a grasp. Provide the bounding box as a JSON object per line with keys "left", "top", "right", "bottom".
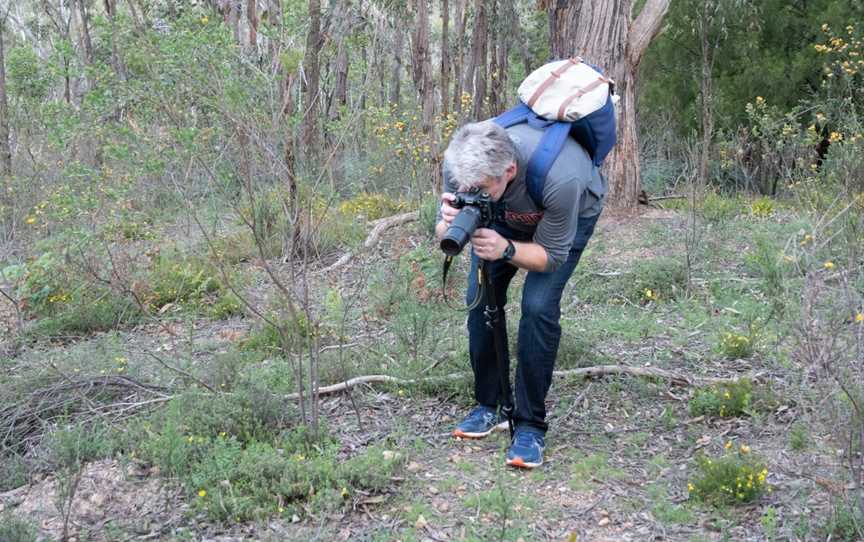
{"left": 504, "top": 160, "right": 518, "bottom": 182}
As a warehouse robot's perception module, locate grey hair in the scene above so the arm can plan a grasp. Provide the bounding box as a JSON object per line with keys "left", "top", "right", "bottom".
{"left": 443, "top": 121, "right": 517, "bottom": 189}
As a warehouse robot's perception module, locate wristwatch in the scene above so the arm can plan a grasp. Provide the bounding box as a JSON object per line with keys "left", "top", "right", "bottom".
{"left": 501, "top": 239, "right": 516, "bottom": 262}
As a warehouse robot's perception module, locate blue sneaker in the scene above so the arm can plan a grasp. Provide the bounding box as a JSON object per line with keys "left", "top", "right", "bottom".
{"left": 506, "top": 426, "right": 545, "bottom": 469}
{"left": 452, "top": 405, "right": 509, "bottom": 439}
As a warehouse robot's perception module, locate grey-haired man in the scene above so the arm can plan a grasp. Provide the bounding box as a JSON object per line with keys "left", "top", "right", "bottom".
{"left": 436, "top": 120, "right": 605, "bottom": 468}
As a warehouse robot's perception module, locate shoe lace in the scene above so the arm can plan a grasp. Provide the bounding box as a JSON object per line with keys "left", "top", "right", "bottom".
{"left": 467, "top": 406, "right": 492, "bottom": 422}
{"left": 513, "top": 430, "right": 541, "bottom": 449}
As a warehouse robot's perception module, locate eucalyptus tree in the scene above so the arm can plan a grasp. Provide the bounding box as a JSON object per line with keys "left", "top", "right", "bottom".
{"left": 544, "top": 0, "right": 672, "bottom": 209}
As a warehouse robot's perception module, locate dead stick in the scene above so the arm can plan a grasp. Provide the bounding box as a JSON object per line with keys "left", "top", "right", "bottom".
{"left": 319, "top": 211, "right": 419, "bottom": 274}
{"left": 283, "top": 365, "right": 760, "bottom": 400}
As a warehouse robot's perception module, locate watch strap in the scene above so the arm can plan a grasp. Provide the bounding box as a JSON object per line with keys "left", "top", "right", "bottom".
{"left": 502, "top": 239, "right": 515, "bottom": 262}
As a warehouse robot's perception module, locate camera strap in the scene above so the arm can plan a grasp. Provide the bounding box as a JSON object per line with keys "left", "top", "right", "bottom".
{"left": 441, "top": 255, "right": 484, "bottom": 312}
{"left": 479, "top": 261, "right": 515, "bottom": 438}
{"left": 441, "top": 256, "right": 514, "bottom": 437}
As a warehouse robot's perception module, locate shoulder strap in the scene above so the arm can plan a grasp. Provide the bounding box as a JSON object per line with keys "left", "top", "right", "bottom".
{"left": 493, "top": 103, "right": 572, "bottom": 209}
{"left": 493, "top": 102, "right": 533, "bottom": 129}
{"left": 524, "top": 121, "right": 571, "bottom": 208}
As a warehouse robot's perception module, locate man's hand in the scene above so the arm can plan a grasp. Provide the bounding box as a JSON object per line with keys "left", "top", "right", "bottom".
{"left": 435, "top": 192, "right": 459, "bottom": 240}
{"left": 471, "top": 228, "right": 508, "bottom": 261}
{"left": 439, "top": 192, "right": 459, "bottom": 227}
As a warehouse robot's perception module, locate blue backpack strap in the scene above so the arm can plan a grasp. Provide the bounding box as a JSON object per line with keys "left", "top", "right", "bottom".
{"left": 493, "top": 102, "right": 534, "bottom": 128}
{"left": 524, "top": 121, "right": 572, "bottom": 208}
{"left": 494, "top": 102, "right": 572, "bottom": 208}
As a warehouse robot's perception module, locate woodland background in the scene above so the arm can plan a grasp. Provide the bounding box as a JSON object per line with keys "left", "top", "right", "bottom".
{"left": 0, "top": 0, "right": 863, "bottom": 540}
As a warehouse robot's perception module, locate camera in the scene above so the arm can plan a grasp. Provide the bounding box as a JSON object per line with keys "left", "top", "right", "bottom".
{"left": 440, "top": 191, "right": 495, "bottom": 256}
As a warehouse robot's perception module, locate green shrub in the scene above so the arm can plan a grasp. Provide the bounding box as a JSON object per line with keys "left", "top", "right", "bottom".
{"left": 689, "top": 380, "right": 753, "bottom": 418}
{"left": 818, "top": 499, "right": 864, "bottom": 541}
{"left": 579, "top": 257, "right": 687, "bottom": 305}
{"left": 0, "top": 454, "right": 29, "bottom": 492}
{"left": 701, "top": 191, "right": 742, "bottom": 223}
{"left": 749, "top": 196, "right": 776, "bottom": 218}
{"left": 789, "top": 421, "right": 811, "bottom": 451}
{"left": 47, "top": 422, "right": 115, "bottom": 470}
{"left": 0, "top": 512, "right": 38, "bottom": 542}
{"left": 338, "top": 192, "right": 409, "bottom": 221}
{"left": 718, "top": 330, "right": 755, "bottom": 359}
{"left": 141, "top": 248, "right": 243, "bottom": 318}
{"left": 15, "top": 248, "right": 142, "bottom": 337}
{"left": 137, "top": 398, "right": 403, "bottom": 522}
{"left": 688, "top": 445, "right": 770, "bottom": 505}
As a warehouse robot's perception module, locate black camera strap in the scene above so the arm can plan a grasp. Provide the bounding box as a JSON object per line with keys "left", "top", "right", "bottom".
{"left": 441, "top": 256, "right": 514, "bottom": 437}
{"left": 479, "top": 261, "right": 515, "bottom": 438}
{"left": 441, "top": 255, "right": 484, "bottom": 312}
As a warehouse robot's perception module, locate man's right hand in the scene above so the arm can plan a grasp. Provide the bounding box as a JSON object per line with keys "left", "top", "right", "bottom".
{"left": 436, "top": 192, "right": 459, "bottom": 240}
{"left": 439, "top": 192, "right": 459, "bottom": 227}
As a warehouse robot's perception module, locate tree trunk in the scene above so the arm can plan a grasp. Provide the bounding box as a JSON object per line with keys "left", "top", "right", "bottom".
{"left": 440, "top": 0, "right": 450, "bottom": 118}
{"left": 699, "top": 0, "right": 714, "bottom": 190}
{"left": 0, "top": 16, "right": 11, "bottom": 177}
{"left": 104, "top": 0, "right": 127, "bottom": 82}
{"left": 546, "top": 0, "right": 671, "bottom": 209}
{"left": 301, "top": 0, "right": 322, "bottom": 160}
{"left": 247, "top": 0, "right": 259, "bottom": 48}
{"left": 390, "top": 20, "right": 404, "bottom": 108}
{"left": 329, "top": 46, "right": 349, "bottom": 121}
{"left": 467, "top": 0, "right": 487, "bottom": 120}
{"left": 76, "top": 0, "right": 94, "bottom": 66}
{"left": 451, "top": 0, "right": 466, "bottom": 114}
{"left": 409, "top": 0, "right": 435, "bottom": 133}
{"left": 488, "top": 0, "right": 511, "bottom": 115}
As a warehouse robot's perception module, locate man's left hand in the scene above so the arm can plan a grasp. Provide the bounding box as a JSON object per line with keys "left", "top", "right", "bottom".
{"left": 472, "top": 228, "right": 508, "bottom": 261}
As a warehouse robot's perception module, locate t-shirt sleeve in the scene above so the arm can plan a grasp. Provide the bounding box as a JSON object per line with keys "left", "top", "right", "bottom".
{"left": 435, "top": 160, "right": 461, "bottom": 223}
{"left": 533, "top": 175, "right": 581, "bottom": 272}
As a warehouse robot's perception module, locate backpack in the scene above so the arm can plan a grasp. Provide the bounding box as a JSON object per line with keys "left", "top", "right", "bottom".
{"left": 493, "top": 57, "right": 617, "bottom": 208}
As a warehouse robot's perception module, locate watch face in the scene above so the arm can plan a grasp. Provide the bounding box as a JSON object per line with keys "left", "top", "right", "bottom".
{"left": 503, "top": 241, "right": 515, "bottom": 261}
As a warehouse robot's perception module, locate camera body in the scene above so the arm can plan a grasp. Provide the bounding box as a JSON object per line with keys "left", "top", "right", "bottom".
{"left": 440, "top": 191, "right": 496, "bottom": 256}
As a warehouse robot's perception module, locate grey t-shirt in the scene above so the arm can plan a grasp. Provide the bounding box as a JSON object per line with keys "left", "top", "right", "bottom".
{"left": 439, "top": 123, "right": 606, "bottom": 272}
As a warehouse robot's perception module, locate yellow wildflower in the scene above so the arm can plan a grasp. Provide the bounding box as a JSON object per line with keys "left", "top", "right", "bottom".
{"left": 856, "top": 313, "right": 864, "bottom": 323}
{"left": 725, "top": 440, "right": 733, "bottom": 450}
{"left": 740, "top": 444, "right": 751, "bottom": 454}
{"left": 688, "top": 483, "right": 695, "bottom": 492}
{"left": 26, "top": 216, "right": 36, "bottom": 224}
{"left": 824, "top": 261, "right": 835, "bottom": 270}
{"left": 198, "top": 489, "right": 207, "bottom": 497}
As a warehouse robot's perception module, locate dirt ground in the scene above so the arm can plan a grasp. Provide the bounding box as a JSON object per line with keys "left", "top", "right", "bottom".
{"left": 0, "top": 207, "right": 848, "bottom": 541}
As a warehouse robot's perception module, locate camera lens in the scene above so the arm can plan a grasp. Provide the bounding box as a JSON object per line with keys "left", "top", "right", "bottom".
{"left": 440, "top": 206, "right": 482, "bottom": 256}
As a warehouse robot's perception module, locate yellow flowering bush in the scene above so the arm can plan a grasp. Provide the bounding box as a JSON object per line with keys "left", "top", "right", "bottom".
{"left": 689, "top": 445, "right": 770, "bottom": 505}
{"left": 719, "top": 330, "right": 755, "bottom": 359}
{"left": 690, "top": 379, "right": 753, "bottom": 418}
{"left": 337, "top": 192, "right": 409, "bottom": 221}
{"left": 749, "top": 197, "right": 776, "bottom": 219}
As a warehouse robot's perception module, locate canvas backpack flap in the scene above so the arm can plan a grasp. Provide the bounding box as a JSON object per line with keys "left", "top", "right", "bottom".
{"left": 517, "top": 58, "right": 613, "bottom": 122}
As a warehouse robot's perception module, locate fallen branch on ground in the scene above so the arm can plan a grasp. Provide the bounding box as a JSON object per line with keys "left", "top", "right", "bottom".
{"left": 648, "top": 194, "right": 686, "bottom": 202}
{"left": 284, "top": 365, "right": 761, "bottom": 400}
{"left": 319, "top": 210, "right": 419, "bottom": 274}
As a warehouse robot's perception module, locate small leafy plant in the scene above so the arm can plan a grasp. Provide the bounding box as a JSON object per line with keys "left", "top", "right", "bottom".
{"left": 719, "top": 330, "right": 755, "bottom": 359}
{"left": 690, "top": 379, "right": 753, "bottom": 418}
{"left": 689, "top": 443, "right": 770, "bottom": 505}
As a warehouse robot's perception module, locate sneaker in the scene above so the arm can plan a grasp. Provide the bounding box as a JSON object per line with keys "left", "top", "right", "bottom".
{"left": 505, "top": 426, "right": 545, "bottom": 469}
{"left": 452, "top": 405, "right": 509, "bottom": 439}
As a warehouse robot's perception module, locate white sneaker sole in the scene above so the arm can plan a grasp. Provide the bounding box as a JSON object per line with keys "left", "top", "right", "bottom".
{"left": 452, "top": 421, "right": 509, "bottom": 439}
{"left": 506, "top": 455, "right": 543, "bottom": 469}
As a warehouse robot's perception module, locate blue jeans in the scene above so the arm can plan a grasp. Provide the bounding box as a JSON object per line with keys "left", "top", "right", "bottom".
{"left": 465, "top": 212, "right": 600, "bottom": 433}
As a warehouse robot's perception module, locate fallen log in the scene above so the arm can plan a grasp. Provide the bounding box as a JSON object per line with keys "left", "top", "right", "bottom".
{"left": 285, "top": 365, "right": 760, "bottom": 401}
{"left": 319, "top": 210, "right": 419, "bottom": 274}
